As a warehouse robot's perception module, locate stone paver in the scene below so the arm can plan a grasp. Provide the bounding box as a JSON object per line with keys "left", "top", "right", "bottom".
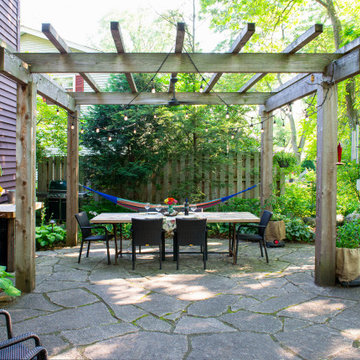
{"left": 187, "top": 294, "right": 238, "bottom": 317}
{"left": 188, "top": 332, "right": 300, "bottom": 360}
{"left": 84, "top": 332, "right": 188, "bottom": 360}
{"left": 136, "top": 315, "right": 172, "bottom": 332}
{"left": 61, "top": 323, "right": 138, "bottom": 345}
{"left": 220, "top": 310, "right": 283, "bottom": 333}
{"left": 174, "top": 316, "right": 236, "bottom": 334}
{"left": 135, "top": 292, "right": 189, "bottom": 317}
{"left": 47, "top": 288, "right": 99, "bottom": 307}
{"left": 1, "top": 240, "right": 359, "bottom": 360}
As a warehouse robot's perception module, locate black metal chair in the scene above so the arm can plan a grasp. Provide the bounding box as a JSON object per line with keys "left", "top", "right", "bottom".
{"left": 0, "top": 309, "right": 48, "bottom": 360}
{"left": 75, "top": 212, "right": 113, "bottom": 264}
{"left": 235, "top": 210, "right": 273, "bottom": 264}
{"left": 173, "top": 218, "right": 208, "bottom": 270}
{"left": 131, "top": 218, "right": 165, "bottom": 270}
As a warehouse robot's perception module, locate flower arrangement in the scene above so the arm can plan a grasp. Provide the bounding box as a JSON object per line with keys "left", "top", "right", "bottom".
{"left": 164, "top": 197, "right": 178, "bottom": 205}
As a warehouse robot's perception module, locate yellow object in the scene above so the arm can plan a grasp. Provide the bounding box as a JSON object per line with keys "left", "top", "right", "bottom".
{"left": 0, "top": 185, "right": 4, "bottom": 196}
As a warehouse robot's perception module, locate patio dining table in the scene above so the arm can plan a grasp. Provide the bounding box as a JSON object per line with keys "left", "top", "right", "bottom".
{"left": 90, "top": 211, "right": 260, "bottom": 264}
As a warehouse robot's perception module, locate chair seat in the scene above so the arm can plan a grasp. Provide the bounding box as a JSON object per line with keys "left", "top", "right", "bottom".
{"left": 0, "top": 343, "right": 35, "bottom": 360}
{"left": 83, "top": 234, "right": 114, "bottom": 242}
{"left": 237, "top": 233, "right": 262, "bottom": 242}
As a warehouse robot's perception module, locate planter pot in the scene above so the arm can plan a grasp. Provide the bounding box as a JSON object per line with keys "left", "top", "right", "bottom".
{"left": 265, "top": 220, "right": 286, "bottom": 247}
{"left": 336, "top": 247, "right": 360, "bottom": 285}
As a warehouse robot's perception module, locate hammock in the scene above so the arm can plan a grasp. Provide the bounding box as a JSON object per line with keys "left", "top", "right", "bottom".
{"left": 81, "top": 184, "right": 258, "bottom": 212}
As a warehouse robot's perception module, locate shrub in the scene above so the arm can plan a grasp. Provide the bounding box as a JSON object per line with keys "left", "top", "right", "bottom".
{"left": 35, "top": 224, "right": 66, "bottom": 249}
{"left": 0, "top": 266, "right": 21, "bottom": 297}
{"left": 336, "top": 219, "right": 360, "bottom": 248}
{"left": 285, "top": 218, "right": 315, "bottom": 243}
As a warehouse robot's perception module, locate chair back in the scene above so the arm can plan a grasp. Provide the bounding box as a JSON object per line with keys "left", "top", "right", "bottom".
{"left": 75, "top": 212, "right": 92, "bottom": 238}
{"left": 258, "top": 210, "right": 273, "bottom": 237}
{"left": 131, "top": 218, "right": 163, "bottom": 246}
{"left": 175, "top": 218, "right": 207, "bottom": 246}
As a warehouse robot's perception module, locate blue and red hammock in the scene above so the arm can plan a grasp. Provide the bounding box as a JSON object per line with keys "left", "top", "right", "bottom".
{"left": 81, "top": 184, "right": 258, "bottom": 212}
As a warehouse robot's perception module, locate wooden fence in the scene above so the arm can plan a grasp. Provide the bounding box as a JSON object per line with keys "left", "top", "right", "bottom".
{"left": 37, "top": 153, "right": 285, "bottom": 202}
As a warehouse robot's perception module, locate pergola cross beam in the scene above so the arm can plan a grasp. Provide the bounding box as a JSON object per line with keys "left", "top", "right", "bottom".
{"left": 0, "top": 46, "right": 75, "bottom": 111}
{"left": 204, "top": 23, "right": 255, "bottom": 93}
{"left": 169, "top": 22, "right": 186, "bottom": 93}
{"left": 239, "top": 24, "right": 323, "bottom": 93}
{"left": 42, "top": 23, "right": 101, "bottom": 93}
{"left": 110, "top": 22, "right": 137, "bottom": 93}
{"left": 16, "top": 52, "right": 341, "bottom": 73}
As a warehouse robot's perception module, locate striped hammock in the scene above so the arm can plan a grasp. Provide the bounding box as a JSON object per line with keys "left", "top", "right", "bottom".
{"left": 81, "top": 184, "right": 258, "bottom": 212}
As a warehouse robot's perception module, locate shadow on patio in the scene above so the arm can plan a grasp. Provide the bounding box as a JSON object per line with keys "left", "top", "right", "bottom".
{"left": 1, "top": 239, "right": 360, "bottom": 359}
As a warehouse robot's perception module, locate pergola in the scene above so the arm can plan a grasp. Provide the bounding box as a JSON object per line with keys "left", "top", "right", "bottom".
{"left": 1, "top": 21, "right": 360, "bottom": 292}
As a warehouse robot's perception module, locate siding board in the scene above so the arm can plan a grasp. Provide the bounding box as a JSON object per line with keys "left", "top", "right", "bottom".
{"left": 0, "top": 0, "right": 19, "bottom": 196}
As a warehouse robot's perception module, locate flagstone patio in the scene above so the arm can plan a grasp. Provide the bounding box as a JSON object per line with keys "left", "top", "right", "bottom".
{"left": 1, "top": 239, "right": 360, "bottom": 359}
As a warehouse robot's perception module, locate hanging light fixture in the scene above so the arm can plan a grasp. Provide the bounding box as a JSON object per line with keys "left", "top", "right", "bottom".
{"left": 56, "top": 108, "right": 59, "bottom": 114}
{"left": 154, "top": 114, "right": 157, "bottom": 119}
{"left": 80, "top": 129, "right": 84, "bottom": 134}
{"left": 108, "top": 136, "right": 112, "bottom": 142}
{"left": 151, "top": 82, "right": 156, "bottom": 93}
{"left": 71, "top": 124, "right": 75, "bottom": 130}
{"left": 225, "top": 111, "right": 230, "bottom": 119}
{"left": 96, "top": 128, "right": 100, "bottom": 133}
{"left": 185, "top": 112, "right": 189, "bottom": 119}
{"left": 124, "top": 114, "right": 128, "bottom": 121}
{"left": 133, "top": 128, "right": 137, "bottom": 134}
{"left": 200, "top": 81, "right": 203, "bottom": 93}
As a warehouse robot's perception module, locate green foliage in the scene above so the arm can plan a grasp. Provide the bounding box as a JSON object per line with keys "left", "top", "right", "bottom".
{"left": 336, "top": 219, "right": 360, "bottom": 248}
{"left": 272, "top": 175, "right": 316, "bottom": 218}
{"left": 36, "top": 98, "right": 68, "bottom": 161}
{"left": 35, "top": 224, "right": 66, "bottom": 249}
{"left": 301, "top": 159, "right": 315, "bottom": 171}
{"left": 273, "top": 151, "right": 298, "bottom": 170}
{"left": 285, "top": 218, "right": 315, "bottom": 243}
{"left": 207, "top": 198, "right": 260, "bottom": 236}
{"left": 0, "top": 266, "right": 21, "bottom": 297}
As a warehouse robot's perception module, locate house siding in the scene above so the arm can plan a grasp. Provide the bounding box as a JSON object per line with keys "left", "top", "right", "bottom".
{"left": 0, "top": 0, "right": 19, "bottom": 200}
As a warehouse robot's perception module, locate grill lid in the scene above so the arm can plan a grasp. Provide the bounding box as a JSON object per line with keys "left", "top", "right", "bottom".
{"left": 49, "top": 180, "right": 67, "bottom": 191}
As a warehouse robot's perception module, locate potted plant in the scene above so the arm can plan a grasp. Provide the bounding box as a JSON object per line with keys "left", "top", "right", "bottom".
{"left": 0, "top": 266, "right": 21, "bottom": 301}
{"left": 336, "top": 219, "right": 360, "bottom": 286}
{"left": 273, "top": 151, "right": 298, "bottom": 169}
{"left": 265, "top": 213, "right": 286, "bottom": 247}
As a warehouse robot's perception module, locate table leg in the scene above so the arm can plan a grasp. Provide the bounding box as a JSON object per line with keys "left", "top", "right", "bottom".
{"left": 113, "top": 224, "right": 118, "bottom": 264}
{"left": 119, "top": 224, "right": 123, "bottom": 258}
{"left": 228, "top": 223, "right": 232, "bottom": 256}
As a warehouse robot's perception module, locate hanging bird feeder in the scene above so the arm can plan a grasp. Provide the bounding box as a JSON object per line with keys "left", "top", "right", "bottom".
{"left": 336, "top": 142, "right": 344, "bottom": 166}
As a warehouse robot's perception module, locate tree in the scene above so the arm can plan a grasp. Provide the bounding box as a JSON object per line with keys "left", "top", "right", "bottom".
{"left": 36, "top": 98, "right": 68, "bottom": 161}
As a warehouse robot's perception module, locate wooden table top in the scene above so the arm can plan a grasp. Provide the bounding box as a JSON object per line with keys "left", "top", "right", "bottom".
{"left": 0, "top": 202, "right": 44, "bottom": 219}
{"left": 91, "top": 211, "right": 260, "bottom": 224}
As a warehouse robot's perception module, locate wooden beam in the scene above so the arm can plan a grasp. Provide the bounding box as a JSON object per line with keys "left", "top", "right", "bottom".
{"left": 33, "top": 74, "right": 76, "bottom": 112}
{"left": 42, "top": 23, "right": 69, "bottom": 54}
{"left": 15, "top": 81, "right": 37, "bottom": 293}
{"left": 169, "top": 22, "right": 186, "bottom": 93}
{"left": 0, "top": 46, "right": 75, "bottom": 111}
{"left": 71, "top": 91, "right": 271, "bottom": 105}
{"left": 0, "top": 46, "right": 30, "bottom": 85}
{"left": 42, "top": 23, "right": 100, "bottom": 93}
{"left": 205, "top": 23, "right": 255, "bottom": 93}
{"left": 239, "top": 24, "right": 323, "bottom": 93}
{"left": 265, "top": 48, "right": 360, "bottom": 112}
{"left": 315, "top": 76, "right": 337, "bottom": 286}
{"left": 259, "top": 106, "right": 273, "bottom": 210}
{"left": 264, "top": 73, "right": 321, "bottom": 112}
{"left": 66, "top": 108, "right": 79, "bottom": 247}
{"left": 16, "top": 53, "right": 341, "bottom": 74}
{"left": 326, "top": 49, "right": 360, "bottom": 83}
{"left": 110, "top": 21, "right": 137, "bottom": 93}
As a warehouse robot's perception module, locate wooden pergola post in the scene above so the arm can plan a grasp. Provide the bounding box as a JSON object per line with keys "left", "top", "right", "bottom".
{"left": 260, "top": 107, "right": 273, "bottom": 210}
{"left": 315, "top": 77, "right": 338, "bottom": 286}
{"left": 15, "top": 81, "right": 37, "bottom": 293}
{"left": 66, "top": 107, "right": 79, "bottom": 246}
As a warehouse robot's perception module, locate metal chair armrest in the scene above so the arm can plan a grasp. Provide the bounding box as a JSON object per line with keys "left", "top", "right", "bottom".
{"left": 0, "top": 309, "right": 13, "bottom": 339}
{"left": 0, "top": 332, "right": 41, "bottom": 349}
